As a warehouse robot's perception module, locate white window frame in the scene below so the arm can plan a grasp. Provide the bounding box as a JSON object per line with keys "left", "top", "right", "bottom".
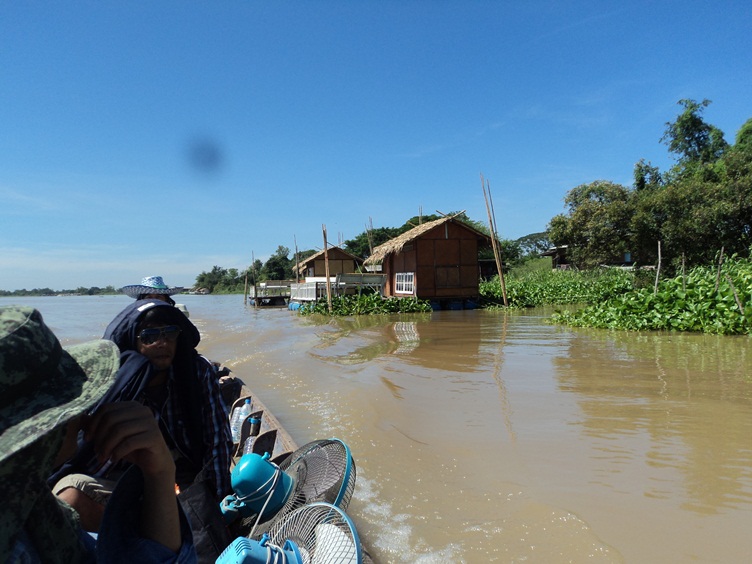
{"left": 394, "top": 272, "right": 415, "bottom": 294}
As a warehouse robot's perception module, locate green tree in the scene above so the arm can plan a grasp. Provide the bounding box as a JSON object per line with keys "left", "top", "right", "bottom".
{"left": 661, "top": 99, "right": 728, "bottom": 168}
{"left": 548, "top": 181, "right": 634, "bottom": 269}
{"left": 735, "top": 117, "right": 752, "bottom": 149}
{"left": 633, "top": 159, "right": 663, "bottom": 191}
{"left": 195, "top": 266, "right": 227, "bottom": 292}
{"left": 261, "top": 246, "right": 292, "bottom": 280}
{"left": 515, "top": 232, "right": 551, "bottom": 257}
{"left": 344, "top": 227, "right": 402, "bottom": 258}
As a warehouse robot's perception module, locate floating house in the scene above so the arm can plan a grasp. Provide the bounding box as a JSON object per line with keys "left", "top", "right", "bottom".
{"left": 292, "top": 246, "right": 364, "bottom": 279}
{"left": 288, "top": 246, "right": 385, "bottom": 305}
{"left": 363, "top": 215, "right": 491, "bottom": 309}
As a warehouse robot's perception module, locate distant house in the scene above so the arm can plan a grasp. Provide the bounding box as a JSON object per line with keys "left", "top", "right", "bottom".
{"left": 363, "top": 215, "right": 491, "bottom": 305}
{"left": 541, "top": 245, "right": 571, "bottom": 269}
{"left": 292, "top": 246, "right": 364, "bottom": 280}
{"left": 542, "top": 245, "right": 638, "bottom": 269}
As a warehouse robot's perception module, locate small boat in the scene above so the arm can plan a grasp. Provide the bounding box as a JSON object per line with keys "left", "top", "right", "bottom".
{"left": 220, "top": 370, "right": 298, "bottom": 465}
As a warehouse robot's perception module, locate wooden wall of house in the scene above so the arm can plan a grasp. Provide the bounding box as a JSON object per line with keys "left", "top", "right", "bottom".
{"left": 305, "top": 249, "right": 361, "bottom": 277}
{"left": 382, "top": 221, "right": 482, "bottom": 299}
{"left": 311, "top": 258, "right": 357, "bottom": 276}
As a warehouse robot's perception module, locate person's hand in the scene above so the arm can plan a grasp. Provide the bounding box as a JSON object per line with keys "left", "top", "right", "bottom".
{"left": 83, "top": 401, "right": 175, "bottom": 479}
{"left": 84, "top": 402, "right": 182, "bottom": 552}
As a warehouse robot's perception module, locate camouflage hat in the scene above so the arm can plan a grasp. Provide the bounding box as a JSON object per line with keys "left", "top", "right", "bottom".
{"left": 0, "top": 306, "right": 120, "bottom": 462}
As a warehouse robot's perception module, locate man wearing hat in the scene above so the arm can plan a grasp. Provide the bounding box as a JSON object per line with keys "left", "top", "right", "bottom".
{"left": 121, "top": 275, "right": 190, "bottom": 317}
{"left": 0, "top": 306, "right": 195, "bottom": 562}
{"left": 121, "top": 276, "right": 184, "bottom": 304}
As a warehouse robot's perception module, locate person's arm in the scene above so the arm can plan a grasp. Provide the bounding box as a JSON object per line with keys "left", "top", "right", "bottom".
{"left": 83, "top": 402, "right": 181, "bottom": 553}
{"left": 197, "top": 356, "right": 233, "bottom": 498}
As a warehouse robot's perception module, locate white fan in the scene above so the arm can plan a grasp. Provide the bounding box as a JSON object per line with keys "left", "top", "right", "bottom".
{"left": 216, "top": 502, "right": 365, "bottom": 564}
{"left": 220, "top": 438, "right": 356, "bottom": 540}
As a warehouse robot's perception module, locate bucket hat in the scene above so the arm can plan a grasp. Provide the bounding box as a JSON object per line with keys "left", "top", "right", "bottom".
{"left": 0, "top": 306, "right": 120, "bottom": 462}
{"left": 120, "top": 275, "right": 184, "bottom": 299}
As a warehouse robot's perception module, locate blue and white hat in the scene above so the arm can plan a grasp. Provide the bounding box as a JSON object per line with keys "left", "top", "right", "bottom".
{"left": 120, "top": 276, "right": 184, "bottom": 299}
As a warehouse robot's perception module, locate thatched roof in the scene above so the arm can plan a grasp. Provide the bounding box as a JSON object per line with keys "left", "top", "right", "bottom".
{"left": 364, "top": 215, "right": 490, "bottom": 265}
{"left": 292, "top": 246, "right": 363, "bottom": 273}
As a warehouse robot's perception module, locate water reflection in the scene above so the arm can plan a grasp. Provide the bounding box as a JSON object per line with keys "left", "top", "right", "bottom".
{"left": 556, "top": 328, "right": 752, "bottom": 516}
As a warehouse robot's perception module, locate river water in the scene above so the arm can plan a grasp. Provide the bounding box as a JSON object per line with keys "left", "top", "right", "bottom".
{"left": 4, "top": 295, "right": 752, "bottom": 563}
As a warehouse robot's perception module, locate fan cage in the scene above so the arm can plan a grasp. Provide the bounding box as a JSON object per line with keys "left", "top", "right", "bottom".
{"left": 269, "top": 502, "right": 363, "bottom": 564}
{"left": 241, "top": 438, "right": 357, "bottom": 541}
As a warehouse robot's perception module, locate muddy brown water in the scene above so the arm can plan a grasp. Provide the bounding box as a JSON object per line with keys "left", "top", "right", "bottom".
{"left": 7, "top": 295, "right": 752, "bottom": 563}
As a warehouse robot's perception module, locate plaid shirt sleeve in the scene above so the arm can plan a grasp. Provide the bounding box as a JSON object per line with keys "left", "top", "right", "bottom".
{"left": 195, "top": 355, "right": 233, "bottom": 498}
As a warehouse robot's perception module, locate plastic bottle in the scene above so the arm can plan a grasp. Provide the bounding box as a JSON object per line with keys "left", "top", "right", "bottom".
{"left": 242, "top": 435, "right": 255, "bottom": 455}
{"left": 241, "top": 417, "right": 261, "bottom": 454}
{"left": 230, "top": 398, "right": 252, "bottom": 443}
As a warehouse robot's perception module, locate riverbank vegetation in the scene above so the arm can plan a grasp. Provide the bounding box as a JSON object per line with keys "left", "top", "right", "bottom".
{"left": 298, "top": 293, "right": 432, "bottom": 315}
{"left": 548, "top": 100, "right": 751, "bottom": 275}
{"left": 0, "top": 286, "right": 118, "bottom": 297}
{"left": 480, "top": 261, "right": 644, "bottom": 308}
{"left": 551, "top": 255, "right": 752, "bottom": 335}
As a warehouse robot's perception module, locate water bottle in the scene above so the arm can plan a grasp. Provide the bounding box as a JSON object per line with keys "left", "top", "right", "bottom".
{"left": 242, "top": 435, "right": 255, "bottom": 455}
{"left": 230, "top": 398, "right": 252, "bottom": 443}
{"left": 241, "top": 417, "right": 261, "bottom": 454}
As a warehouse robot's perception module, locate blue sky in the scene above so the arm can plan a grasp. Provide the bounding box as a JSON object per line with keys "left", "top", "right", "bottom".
{"left": 2, "top": 1, "right": 751, "bottom": 291}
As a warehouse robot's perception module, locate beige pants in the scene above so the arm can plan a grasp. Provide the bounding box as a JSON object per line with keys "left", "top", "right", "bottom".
{"left": 53, "top": 472, "right": 121, "bottom": 505}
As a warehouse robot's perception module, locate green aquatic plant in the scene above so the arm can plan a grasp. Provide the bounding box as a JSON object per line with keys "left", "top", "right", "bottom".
{"left": 551, "top": 256, "right": 752, "bottom": 334}
{"left": 480, "top": 267, "right": 636, "bottom": 308}
{"left": 297, "top": 294, "right": 432, "bottom": 316}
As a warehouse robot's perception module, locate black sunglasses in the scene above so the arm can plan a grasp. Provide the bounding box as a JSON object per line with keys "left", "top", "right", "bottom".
{"left": 137, "top": 325, "right": 182, "bottom": 345}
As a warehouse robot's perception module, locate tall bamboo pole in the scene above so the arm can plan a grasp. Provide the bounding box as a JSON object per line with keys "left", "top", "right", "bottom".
{"left": 323, "top": 224, "right": 332, "bottom": 313}
{"left": 486, "top": 179, "right": 508, "bottom": 305}
{"left": 243, "top": 270, "right": 248, "bottom": 305}
{"left": 294, "top": 235, "right": 300, "bottom": 284}
{"left": 481, "top": 174, "right": 508, "bottom": 306}
{"left": 251, "top": 251, "right": 258, "bottom": 307}
{"left": 654, "top": 241, "right": 661, "bottom": 294}
{"left": 714, "top": 246, "right": 725, "bottom": 293}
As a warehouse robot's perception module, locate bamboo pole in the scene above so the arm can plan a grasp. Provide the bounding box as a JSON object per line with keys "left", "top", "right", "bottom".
{"left": 654, "top": 241, "right": 661, "bottom": 294}
{"left": 252, "top": 251, "right": 257, "bottom": 307}
{"left": 725, "top": 274, "right": 744, "bottom": 315}
{"left": 681, "top": 252, "right": 686, "bottom": 293}
{"left": 715, "top": 247, "right": 725, "bottom": 293}
{"left": 481, "top": 174, "right": 508, "bottom": 306}
{"left": 486, "top": 181, "right": 508, "bottom": 305}
{"left": 323, "top": 224, "right": 332, "bottom": 313}
{"left": 366, "top": 217, "right": 374, "bottom": 257}
{"left": 294, "top": 235, "right": 300, "bottom": 284}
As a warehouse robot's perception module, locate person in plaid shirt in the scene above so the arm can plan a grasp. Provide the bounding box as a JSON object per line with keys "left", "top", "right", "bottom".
{"left": 51, "top": 299, "right": 232, "bottom": 532}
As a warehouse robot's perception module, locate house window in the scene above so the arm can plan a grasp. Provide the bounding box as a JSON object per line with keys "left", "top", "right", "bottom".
{"left": 395, "top": 272, "right": 415, "bottom": 294}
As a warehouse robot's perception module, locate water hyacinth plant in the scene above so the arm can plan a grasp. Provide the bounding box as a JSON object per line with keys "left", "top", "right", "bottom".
{"left": 551, "top": 256, "right": 752, "bottom": 334}
{"left": 480, "top": 267, "right": 637, "bottom": 309}
{"left": 298, "top": 293, "right": 432, "bottom": 316}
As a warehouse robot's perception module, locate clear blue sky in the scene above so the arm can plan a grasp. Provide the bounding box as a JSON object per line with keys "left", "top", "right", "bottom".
{"left": 2, "top": 1, "right": 750, "bottom": 291}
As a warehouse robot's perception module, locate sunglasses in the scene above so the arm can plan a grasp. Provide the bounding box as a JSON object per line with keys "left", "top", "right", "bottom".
{"left": 137, "top": 325, "right": 182, "bottom": 345}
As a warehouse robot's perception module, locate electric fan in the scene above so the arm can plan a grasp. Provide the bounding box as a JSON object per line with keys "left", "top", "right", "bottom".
{"left": 220, "top": 438, "right": 356, "bottom": 539}
{"left": 216, "top": 502, "right": 366, "bottom": 564}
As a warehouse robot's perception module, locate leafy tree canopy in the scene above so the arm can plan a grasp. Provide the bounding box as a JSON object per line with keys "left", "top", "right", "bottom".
{"left": 661, "top": 98, "right": 728, "bottom": 168}
{"left": 548, "top": 99, "right": 752, "bottom": 273}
